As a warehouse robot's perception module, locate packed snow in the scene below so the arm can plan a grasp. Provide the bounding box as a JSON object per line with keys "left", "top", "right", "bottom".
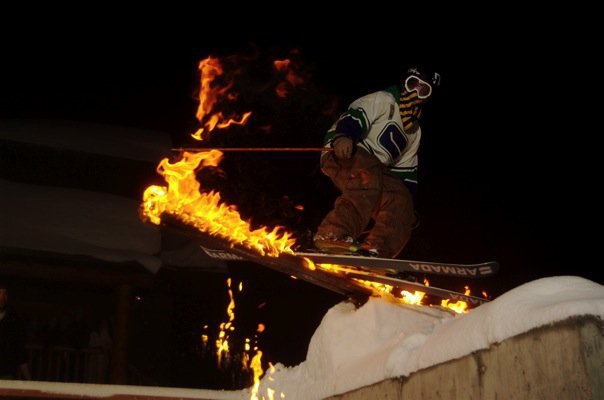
{"left": 253, "top": 276, "right": 604, "bottom": 400}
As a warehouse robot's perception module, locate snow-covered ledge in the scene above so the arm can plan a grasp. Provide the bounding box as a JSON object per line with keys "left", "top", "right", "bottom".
{"left": 326, "top": 315, "right": 603, "bottom": 400}
{"left": 257, "top": 276, "right": 604, "bottom": 400}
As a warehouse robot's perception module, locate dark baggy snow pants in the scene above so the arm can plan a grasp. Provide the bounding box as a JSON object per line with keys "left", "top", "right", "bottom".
{"left": 316, "top": 148, "right": 414, "bottom": 258}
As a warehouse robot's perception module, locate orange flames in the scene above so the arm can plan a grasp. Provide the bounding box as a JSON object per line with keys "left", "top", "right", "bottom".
{"left": 216, "top": 278, "right": 236, "bottom": 368}
{"left": 141, "top": 50, "right": 488, "bottom": 400}
{"left": 441, "top": 286, "right": 473, "bottom": 314}
{"left": 302, "top": 259, "right": 474, "bottom": 314}
{"left": 141, "top": 147, "right": 475, "bottom": 313}
{"left": 302, "top": 259, "right": 429, "bottom": 307}
{"left": 274, "top": 58, "right": 305, "bottom": 98}
{"left": 250, "top": 355, "right": 282, "bottom": 400}
{"left": 192, "top": 56, "right": 252, "bottom": 141}
{"left": 144, "top": 53, "right": 479, "bottom": 341}
{"left": 141, "top": 150, "right": 295, "bottom": 256}
{"left": 249, "top": 351, "right": 263, "bottom": 400}
{"left": 206, "top": 278, "right": 275, "bottom": 397}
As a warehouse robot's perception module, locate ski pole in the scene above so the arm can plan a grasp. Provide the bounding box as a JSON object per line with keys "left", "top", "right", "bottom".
{"left": 171, "top": 147, "right": 333, "bottom": 152}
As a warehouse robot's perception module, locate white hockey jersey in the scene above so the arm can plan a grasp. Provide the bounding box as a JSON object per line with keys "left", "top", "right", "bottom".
{"left": 324, "top": 86, "right": 420, "bottom": 184}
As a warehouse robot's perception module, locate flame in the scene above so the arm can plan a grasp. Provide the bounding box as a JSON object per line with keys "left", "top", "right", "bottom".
{"left": 274, "top": 58, "right": 305, "bottom": 98}
{"left": 141, "top": 150, "right": 296, "bottom": 256}
{"left": 303, "top": 258, "right": 317, "bottom": 271}
{"left": 242, "top": 338, "right": 251, "bottom": 372}
{"left": 441, "top": 286, "right": 472, "bottom": 314}
{"left": 301, "top": 260, "right": 428, "bottom": 307}
{"left": 216, "top": 278, "right": 237, "bottom": 368}
{"left": 273, "top": 59, "right": 291, "bottom": 71}
{"left": 200, "top": 278, "right": 277, "bottom": 395}
{"left": 192, "top": 56, "right": 252, "bottom": 141}
{"left": 441, "top": 298, "right": 469, "bottom": 314}
{"left": 301, "top": 259, "right": 482, "bottom": 313}
{"left": 399, "top": 290, "right": 426, "bottom": 304}
{"left": 249, "top": 351, "right": 263, "bottom": 400}
{"left": 227, "top": 278, "right": 236, "bottom": 320}
{"left": 250, "top": 354, "right": 282, "bottom": 400}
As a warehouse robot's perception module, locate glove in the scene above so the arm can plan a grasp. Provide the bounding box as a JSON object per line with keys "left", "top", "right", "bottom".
{"left": 332, "top": 136, "right": 353, "bottom": 159}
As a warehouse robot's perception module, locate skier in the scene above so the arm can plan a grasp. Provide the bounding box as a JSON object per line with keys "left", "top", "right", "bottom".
{"left": 314, "top": 67, "right": 440, "bottom": 258}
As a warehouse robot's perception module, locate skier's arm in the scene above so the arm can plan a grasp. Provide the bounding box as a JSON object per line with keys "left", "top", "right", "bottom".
{"left": 324, "top": 107, "right": 369, "bottom": 149}
{"left": 323, "top": 92, "right": 384, "bottom": 159}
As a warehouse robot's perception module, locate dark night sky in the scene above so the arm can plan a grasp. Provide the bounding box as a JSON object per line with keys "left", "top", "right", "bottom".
{"left": 0, "top": 12, "right": 600, "bottom": 384}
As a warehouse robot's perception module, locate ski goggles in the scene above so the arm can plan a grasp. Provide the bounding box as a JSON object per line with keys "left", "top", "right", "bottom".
{"left": 404, "top": 75, "right": 433, "bottom": 99}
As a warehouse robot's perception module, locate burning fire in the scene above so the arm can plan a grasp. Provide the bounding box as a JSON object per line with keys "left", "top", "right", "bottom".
{"left": 141, "top": 146, "right": 474, "bottom": 316}
{"left": 250, "top": 355, "right": 283, "bottom": 400}
{"left": 141, "top": 50, "right": 486, "bottom": 400}
{"left": 302, "top": 259, "right": 474, "bottom": 313}
{"left": 249, "top": 351, "right": 263, "bottom": 399}
{"left": 274, "top": 58, "right": 305, "bottom": 98}
{"left": 205, "top": 278, "right": 278, "bottom": 398}
{"left": 302, "top": 259, "right": 427, "bottom": 307}
{"left": 216, "top": 278, "right": 236, "bottom": 368}
{"left": 441, "top": 286, "right": 473, "bottom": 314}
{"left": 192, "top": 56, "right": 252, "bottom": 141}
{"left": 141, "top": 150, "right": 295, "bottom": 257}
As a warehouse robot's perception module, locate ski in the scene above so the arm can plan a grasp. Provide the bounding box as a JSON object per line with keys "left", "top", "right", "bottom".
{"left": 199, "top": 246, "right": 489, "bottom": 305}
{"left": 165, "top": 218, "right": 492, "bottom": 307}
{"left": 199, "top": 246, "right": 498, "bottom": 279}
{"left": 341, "top": 268, "right": 490, "bottom": 305}
{"left": 295, "top": 251, "right": 499, "bottom": 278}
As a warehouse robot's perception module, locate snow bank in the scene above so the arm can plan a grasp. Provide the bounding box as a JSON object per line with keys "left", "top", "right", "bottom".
{"left": 257, "top": 276, "right": 604, "bottom": 400}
